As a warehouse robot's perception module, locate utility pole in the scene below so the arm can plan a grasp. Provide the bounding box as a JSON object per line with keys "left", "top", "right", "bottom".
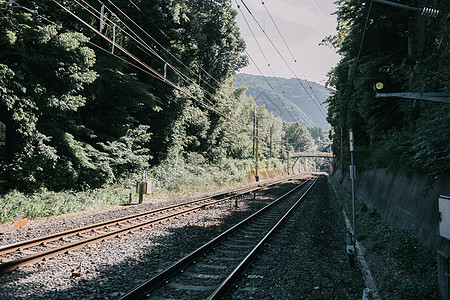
{"left": 340, "top": 128, "right": 344, "bottom": 182}
{"left": 269, "top": 125, "right": 273, "bottom": 159}
{"left": 348, "top": 129, "right": 356, "bottom": 266}
{"left": 255, "top": 113, "right": 259, "bottom": 182}
{"left": 286, "top": 147, "right": 290, "bottom": 175}
{"left": 280, "top": 141, "right": 283, "bottom": 159}
{"left": 252, "top": 109, "right": 256, "bottom": 156}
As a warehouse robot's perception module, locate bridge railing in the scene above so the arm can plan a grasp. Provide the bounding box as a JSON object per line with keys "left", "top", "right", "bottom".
{"left": 290, "top": 152, "right": 333, "bottom": 158}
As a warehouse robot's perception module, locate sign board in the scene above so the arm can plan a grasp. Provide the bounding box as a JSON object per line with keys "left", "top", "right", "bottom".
{"left": 439, "top": 195, "right": 450, "bottom": 240}
{"left": 136, "top": 181, "right": 151, "bottom": 194}
{"left": 349, "top": 129, "right": 354, "bottom": 152}
{"left": 0, "top": 121, "right": 5, "bottom": 146}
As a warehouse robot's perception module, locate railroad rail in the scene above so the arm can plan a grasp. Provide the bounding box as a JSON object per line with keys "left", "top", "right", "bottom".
{"left": 0, "top": 174, "right": 307, "bottom": 275}
{"left": 120, "top": 175, "right": 318, "bottom": 299}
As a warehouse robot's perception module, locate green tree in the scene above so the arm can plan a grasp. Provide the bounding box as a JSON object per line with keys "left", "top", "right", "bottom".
{"left": 325, "top": 0, "right": 449, "bottom": 177}
{"left": 0, "top": 1, "right": 102, "bottom": 191}
{"left": 284, "top": 122, "right": 315, "bottom": 153}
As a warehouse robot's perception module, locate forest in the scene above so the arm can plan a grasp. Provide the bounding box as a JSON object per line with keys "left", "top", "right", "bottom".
{"left": 3, "top": 0, "right": 446, "bottom": 198}
{"left": 0, "top": 0, "right": 323, "bottom": 194}
{"left": 325, "top": 0, "right": 449, "bottom": 179}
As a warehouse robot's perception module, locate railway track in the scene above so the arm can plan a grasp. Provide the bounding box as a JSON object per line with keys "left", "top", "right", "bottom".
{"left": 0, "top": 174, "right": 306, "bottom": 275}
{"left": 120, "top": 175, "right": 319, "bottom": 299}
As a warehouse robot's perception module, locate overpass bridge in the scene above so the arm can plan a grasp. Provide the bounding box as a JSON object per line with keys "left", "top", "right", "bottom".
{"left": 289, "top": 152, "right": 333, "bottom": 173}
{"left": 290, "top": 152, "right": 333, "bottom": 159}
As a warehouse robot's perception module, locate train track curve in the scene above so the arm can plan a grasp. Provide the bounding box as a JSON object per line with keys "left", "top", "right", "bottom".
{"left": 120, "top": 175, "right": 319, "bottom": 299}
{"left": 0, "top": 174, "right": 306, "bottom": 275}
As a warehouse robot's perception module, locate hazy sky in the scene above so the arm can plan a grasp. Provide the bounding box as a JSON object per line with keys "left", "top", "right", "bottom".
{"left": 233, "top": 0, "right": 341, "bottom": 85}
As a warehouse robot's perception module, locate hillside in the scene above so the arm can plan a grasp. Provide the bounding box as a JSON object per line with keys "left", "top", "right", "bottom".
{"left": 234, "top": 73, "right": 330, "bottom": 129}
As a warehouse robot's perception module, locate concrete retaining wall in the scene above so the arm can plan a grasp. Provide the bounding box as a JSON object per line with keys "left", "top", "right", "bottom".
{"left": 339, "top": 169, "right": 450, "bottom": 252}
{"left": 337, "top": 168, "right": 450, "bottom": 299}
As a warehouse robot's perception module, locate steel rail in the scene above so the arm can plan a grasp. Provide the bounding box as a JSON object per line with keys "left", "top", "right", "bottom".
{"left": 0, "top": 174, "right": 305, "bottom": 274}
{"left": 0, "top": 174, "right": 301, "bottom": 256}
{"left": 119, "top": 177, "right": 316, "bottom": 300}
{"left": 208, "top": 176, "right": 318, "bottom": 299}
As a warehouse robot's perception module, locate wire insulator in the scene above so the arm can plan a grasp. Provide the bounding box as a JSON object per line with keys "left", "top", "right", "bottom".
{"left": 421, "top": 7, "right": 440, "bottom": 18}
{"left": 4, "top": 0, "right": 16, "bottom": 8}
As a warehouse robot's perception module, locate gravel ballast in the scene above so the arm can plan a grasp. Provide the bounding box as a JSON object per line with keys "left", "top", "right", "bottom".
{"left": 0, "top": 178, "right": 307, "bottom": 299}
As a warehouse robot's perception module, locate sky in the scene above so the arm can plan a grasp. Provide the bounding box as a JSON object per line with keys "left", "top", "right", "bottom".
{"left": 232, "top": 0, "right": 341, "bottom": 85}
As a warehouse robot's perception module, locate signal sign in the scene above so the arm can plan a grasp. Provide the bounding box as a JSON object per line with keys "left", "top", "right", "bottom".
{"left": 373, "top": 80, "right": 385, "bottom": 92}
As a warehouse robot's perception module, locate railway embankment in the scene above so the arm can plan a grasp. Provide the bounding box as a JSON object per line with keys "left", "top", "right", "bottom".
{"left": 337, "top": 168, "right": 450, "bottom": 299}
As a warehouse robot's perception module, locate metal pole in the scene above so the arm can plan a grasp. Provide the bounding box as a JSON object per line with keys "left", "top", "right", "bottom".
{"left": 347, "top": 129, "right": 356, "bottom": 267}
{"left": 269, "top": 126, "right": 273, "bottom": 159}
{"left": 255, "top": 115, "right": 259, "bottom": 182}
{"left": 350, "top": 151, "right": 356, "bottom": 243}
{"left": 349, "top": 129, "right": 356, "bottom": 246}
{"left": 252, "top": 110, "right": 256, "bottom": 156}
{"left": 286, "top": 149, "right": 290, "bottom": 175}
{"left": 340, "top": 128, "right": 344, "bottom": 180}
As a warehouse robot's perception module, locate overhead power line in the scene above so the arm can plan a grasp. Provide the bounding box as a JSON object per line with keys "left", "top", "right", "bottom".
{"left": 126, "top": 0, "right": 223, "bottom": 88}
{"left": 349, "top": 1, "right": 373, "bottom": 91}
{"left": 371, "top": 0, "right": 449, "bottom": 20}
{"left": 102, "top": 0, "right": 241, "bottom": 113}
{"left": 244, "top": 48, "right": 305, "bottom": 125}
{"left": 235, "top": 1, "right": 303, "bottom": 124}
{"left": 127, "top": 0, "right": 169, "bottom": 39}
{"left": 260, "top": 0, "right": 327, "bottom": 112}
{"left": 238, "top": 0, "right": 327, "bottom": 119}
{"left": 74, "top": 0, "right": 220, "bottom": 110}
{"left": 49, "top": 0, "right": 238, "bottom": 123}
{"left": 235, "top": 1, "right": 285, "bottom": 93}
{"left": 101, "top": 0, "right": 220, "bottom": 89}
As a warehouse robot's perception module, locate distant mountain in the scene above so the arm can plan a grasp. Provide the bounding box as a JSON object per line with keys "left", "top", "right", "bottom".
{"left": 234, "top": 73, "right": 330, "bottom": 130}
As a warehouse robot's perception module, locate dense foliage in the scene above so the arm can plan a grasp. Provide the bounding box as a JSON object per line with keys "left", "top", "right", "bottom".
{"left": 0, "top": 0, "right": 316, "bottom": 193}
{"left": 326, "top": 0, "right": 449, "bottom": 178}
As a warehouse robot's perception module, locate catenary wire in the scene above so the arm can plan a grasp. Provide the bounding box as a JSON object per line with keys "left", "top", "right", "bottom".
{"left": 235, "top": 1, "right": 286, "bottom": 95}
{"left": 102, "top": 0, "right": 221, "bottom": 92}
{"left": 235, "top": 1, "right": 304, "bottom": 124}
{"left": 127, "top": 0, "right": 169, "bottom": 40}
{"left": 75, "top": 0, "right": 219, "bottom": 109}
{"left": 239, "top": 0, "right": 327, "bottom": 119}
{"left": 349, "top": 0, "right": 373, "bottom": 91}
{"left": 50, "top": 0, "right": 238, "bottom": 123}
{"left": 236, "top": 1, "right": 303, "bottom": 124}
{"left": 102, "top": 0, "right": 243, "bottom": 110}
{"left": 244, "top": 49, "right": 303, "bottom": 124}
{"left": 127, "top": 0, "right": 223, "bottom": 87}
{"left": 260, "top": 0, "right": 327, "bottom": 112}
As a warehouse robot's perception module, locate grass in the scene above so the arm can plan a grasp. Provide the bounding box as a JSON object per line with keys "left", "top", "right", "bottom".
{"left": 0, "top": 187, "right": 129, "bottom": 223}
{"left": 330, "top": 175, "right": 439, "bottom": 299}
{"left": 0, "top": 158, "right": 286, "bottom": 223}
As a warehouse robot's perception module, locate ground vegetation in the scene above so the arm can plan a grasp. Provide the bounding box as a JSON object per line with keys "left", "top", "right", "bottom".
{"left": 325, "top": 0, "right": 449, "bottom": 179}
{"left": 0, "top": 0, "right": 316, "bottom": 196}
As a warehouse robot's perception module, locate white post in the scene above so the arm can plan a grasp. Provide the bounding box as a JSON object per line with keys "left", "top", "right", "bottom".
{"left": 111, "top": 24, "right": 116, "bottom": 54}
{"left": 349, "top": 130, "right": 356, "bottom": 244}
{"left": 99, "top": 4, "right": 105, "bottom": 32}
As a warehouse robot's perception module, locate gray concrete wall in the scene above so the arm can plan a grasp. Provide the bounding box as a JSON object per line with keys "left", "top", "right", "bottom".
{"left": 337, "top": 169, "right": 450, "bottom": 299}
{"left": 339, "top": 169, "right": 450, "bottom": 252}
